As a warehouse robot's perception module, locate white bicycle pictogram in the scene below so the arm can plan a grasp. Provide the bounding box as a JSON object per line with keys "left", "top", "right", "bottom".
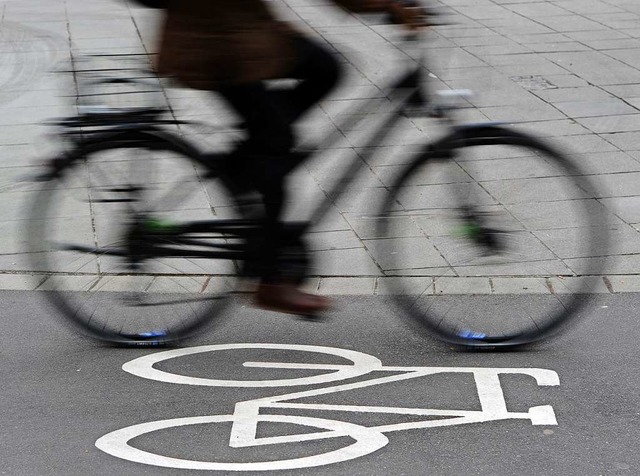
{"left": 96, "top": 343, "right": 560, "bottom": 471}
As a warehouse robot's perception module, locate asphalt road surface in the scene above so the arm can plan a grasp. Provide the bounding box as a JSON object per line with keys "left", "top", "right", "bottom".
{"left": 2, "top": 291, "right": 638, "bottom": 475}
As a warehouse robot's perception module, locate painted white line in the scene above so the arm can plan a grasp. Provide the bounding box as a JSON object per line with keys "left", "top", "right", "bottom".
{"left": 122, "top": 343, "right": 382, "bottom": 387}
{"left": 95, "top": 414, "right": 388, "bottom": 472}
{"left": 99, "top": 343, "right": 561, "bottom": 471}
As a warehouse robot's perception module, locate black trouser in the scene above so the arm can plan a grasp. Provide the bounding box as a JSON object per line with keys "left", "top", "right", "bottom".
{"left": 218, "top": 36, "right": 341, "bottom": 282}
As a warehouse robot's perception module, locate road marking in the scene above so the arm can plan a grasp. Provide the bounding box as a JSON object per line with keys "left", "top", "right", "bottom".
{"left": 96, "top": 414, "right": 388, "bottom": 472}
{"left": 122, "top": 342, "right": 382, "bottom": 387}
{"left": 98, "top": 343, "right": 560, "bottom": 471}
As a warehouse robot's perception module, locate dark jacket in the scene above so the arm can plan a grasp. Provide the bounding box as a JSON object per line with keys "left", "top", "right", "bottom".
{"left": 156, "top": 0, "right": 387, "bottom": 90}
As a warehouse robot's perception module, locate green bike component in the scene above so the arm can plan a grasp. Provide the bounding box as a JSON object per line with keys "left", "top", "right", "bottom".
{"left": 143, "top": 218, "right": 180, "bottom": 233}
{"left": 454, "top": 222, "right": 482, "bottom": 239}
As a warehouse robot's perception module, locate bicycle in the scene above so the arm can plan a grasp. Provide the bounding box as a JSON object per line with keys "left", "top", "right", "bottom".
{"left": 26, "top": 33, "right": 609, "bottom": 348}
{"left": 95, "top": 342, "right": 560, "bottom": 471}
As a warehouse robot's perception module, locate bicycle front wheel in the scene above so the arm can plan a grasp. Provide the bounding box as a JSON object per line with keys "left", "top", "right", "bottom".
{"left": 28, "top": 131, "right": 242, "bottom": 345}
{"left": 375, "top": 125, "right": 609, "bottom": 348}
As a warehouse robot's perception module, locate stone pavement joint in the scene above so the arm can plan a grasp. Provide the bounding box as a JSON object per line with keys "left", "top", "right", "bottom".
{"left": 1, "top": 0, "right": 640, "bottom": 294}
{"left": 2, "top": 272, "right": 640, "bottom": 295}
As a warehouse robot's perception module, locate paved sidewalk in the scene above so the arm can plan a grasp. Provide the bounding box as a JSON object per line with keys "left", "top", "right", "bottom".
{"left": 2, "top": 0, "right": 640, "bottom": 294}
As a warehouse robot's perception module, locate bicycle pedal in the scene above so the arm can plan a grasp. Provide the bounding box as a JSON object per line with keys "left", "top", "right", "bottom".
{"left": 295, "top": 312, "right": 328, "bottom": 322}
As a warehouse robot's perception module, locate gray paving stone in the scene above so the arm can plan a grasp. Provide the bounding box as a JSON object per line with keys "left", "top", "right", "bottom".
{"left": 376, "top": 276, "right": 433, "bottom": 295}
{"left": 566, "top": 151, "right": 640, "bottom": 175}
{"left": 581, "top": 39, "right": 640, "bottom": 51}
{"left": 490, "top": 277, "right": 550, "bottom": 294}
{"left": 603, "top": 84, "right": 640, "bottom": 99}
{"left": 509, "top": 33, "right": 572, "bottom": 45}
{"left": 455, "top": 258, "right": 573, "bottom": 277}
{"left": 203, "top": 277, "right": 240, "bottom": 294}
{"left": 547, "top": 276, "right": 610, "bottom": 294}
{"left": 522, "top": 42, "right": 591, "bottom": 54}
{"left": 450, "top": 35, "right": 505, "bottom": 48}
{"left": 544, "top": 51, "right": 640, "bottom": 86}
{"left": 364, "top": 236, "right": 450, "bottom": 272}
{"left": 318, "top": 277, "right": 375, "bottom": 295}
{"left": 307, "top": 230, "right": 364, "bottom": 251}
{"left": 533, "top": 16, "right": 606, "bottom": 33}
{"left": 308, "top": 208, "right": 352, "bottom": 233}
{"left": 372, "top": 161, "right": 470, "bottom": 187}
{"left": 552, "top": 1, "right": 625, "bottom": 16}
{"left": 542, "top": 74, "right": 590, "bottom": 88}
{"left": 491, "top": 61, "right": 571, "bottom": 78}
{"left": 576, "top": 114, "right": 640, "bottom": 134}
{"left": 345, "top": 213, "right": 422, "bottom": 240}
{"left": 623, "top": 29, "right": 640, "bottom": 39}
{"left": 549, "top": 134, "right": 620, "bottom": 154}
{"left": 329, "top": 187, "right": 396, "bottom": 214}
{"left": 533, "top": 87, "right": 614, "bottom": 103}
{"left": 91, "top": 275, "right": 155, "bottom": 292}
{"left": 600, "top": 196, "right": 640, "bottom": 223}
{"left": 314, "top": 248, "right": 382, "bottom": 276}
{"left": 537, "top": 224, "right": 640, "bottom": 259}
{"left": 564, "top": 255, "right": 640, "bottom": 275}
{"left": 0, "top": 125, "right": 46, "bottom": 146}
{"left": 2, "top": 0, "right": 640, "bottom": 295}
{"left": 509, "top": 119, "right": 590, "bottom": 137}
{"left": 505, "top": 3, "right": 572, "bottom": 18}
{"left": 508, "top": 199, "right": 609, "bottom": 229}
{"left": 395, "top": 182, "right": 496, "bottom": 210}
{"left": 459, "top": 156, "right": 567, "bottom": 182}
{"left": 434, "top": 277, "right": 492, "bottom": 295}
{"left": 451, "top": 5, "right": 512, "bottom": 21}
{"left": 480, "top": 52, "right": 548, "bottom": 67}
{"left": 602, "top": 131, "right": 640, "bottom": 151}
{"left": 584, "top": 171, "right": 640, "bottom": 198}
{"left": 435, "top": 26, "right": 494, "bottom": 40}
{"left": 480, "top": 176, "right": 590, "bottom": 203}
{"left": 479, "top": 103, "right": 566, "bottom": 122}
{"left": 36, "top": 275, "right": 100, "bottom": 292}
{"left": 564, "top": 29, "right": 630, "bottom": 42}
{"left": 607, "top": 275, "right": 640, "bottom": 293}
{"left": 145, "top": 276, "right": 211, "bottom": 294}
{"left": 589, "top": 18, "right": 640, "bottom": 32}
{"left": 551, "top": 99, "right": 637, "bottom": 118}
{"left": 0, "top": 273, "right": 45, "bottom": 290}
{"left": 464, "top": 43, "right": 533, "bottom": 57}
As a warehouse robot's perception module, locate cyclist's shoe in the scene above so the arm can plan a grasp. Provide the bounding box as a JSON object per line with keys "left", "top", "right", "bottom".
{"left": 254, "top": 283, "right": 330, "bottom": 318}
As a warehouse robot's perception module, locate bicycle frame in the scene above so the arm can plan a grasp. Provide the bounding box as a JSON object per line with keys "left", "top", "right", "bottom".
{"left": 55, "top": 63, "right": 435, "bottom": 263}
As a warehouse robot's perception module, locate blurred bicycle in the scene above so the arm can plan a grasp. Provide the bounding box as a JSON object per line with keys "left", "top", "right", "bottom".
{"left": 26, "top": 14, "right": 608, "bottom": 348}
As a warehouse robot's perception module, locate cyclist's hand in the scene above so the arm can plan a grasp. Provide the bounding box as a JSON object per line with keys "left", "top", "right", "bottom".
{"left": 388, "top": 0, "right": 430, "bottom": 31}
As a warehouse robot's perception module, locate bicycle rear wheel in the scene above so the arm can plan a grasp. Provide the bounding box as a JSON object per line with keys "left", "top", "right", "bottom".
{"left": 28, "top": 131, "right": 242, "bottom": 345}
{"left": 375, "top": 125, "right": 609, "bottom": 348}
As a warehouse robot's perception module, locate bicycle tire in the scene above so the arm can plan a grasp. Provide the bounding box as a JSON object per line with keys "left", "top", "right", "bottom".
{"left": 27, "top": 130, "right": 241, "bottom": 346}
{"left": 375, "top": 124, "right": 609, "bottom": 348}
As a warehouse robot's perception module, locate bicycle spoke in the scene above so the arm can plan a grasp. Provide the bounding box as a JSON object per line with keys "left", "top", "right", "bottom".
{"left": 29, "top": 134, "right": 241, "bottom": 345}
{"left": 376, "top": 128, "right": 608, "bottom": 347}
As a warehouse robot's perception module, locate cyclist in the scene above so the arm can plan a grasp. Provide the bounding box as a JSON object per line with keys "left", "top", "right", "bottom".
{"left": 155, "top": 0, "right": 427, "bottom": 316}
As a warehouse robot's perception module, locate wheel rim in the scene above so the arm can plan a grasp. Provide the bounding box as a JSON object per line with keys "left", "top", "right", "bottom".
{"left": 374, "top": 130, "right": 609, "bottom": 347}
{"left": 28, "top": 137, "right": 241, "bottom": 344}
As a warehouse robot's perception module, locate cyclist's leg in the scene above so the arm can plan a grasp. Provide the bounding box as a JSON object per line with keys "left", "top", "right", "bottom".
{"left": 268, "top": 35, "right": 342, "bottom": 125}
{"left": 218, "top": 82, "right": 288, "bottom": 280}
{"left": 217, "top": 35, "right": 341, "bottom": 192}
{"left": 218, "top": 84, "right": 328, "bottom": 315}
{"left": 214, "top": 38, "right": 340, "bottom": 314}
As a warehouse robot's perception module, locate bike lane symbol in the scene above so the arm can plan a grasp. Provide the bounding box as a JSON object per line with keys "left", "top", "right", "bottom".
{"left": 96, "top": 343, "right": 559, "bottom": 472}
